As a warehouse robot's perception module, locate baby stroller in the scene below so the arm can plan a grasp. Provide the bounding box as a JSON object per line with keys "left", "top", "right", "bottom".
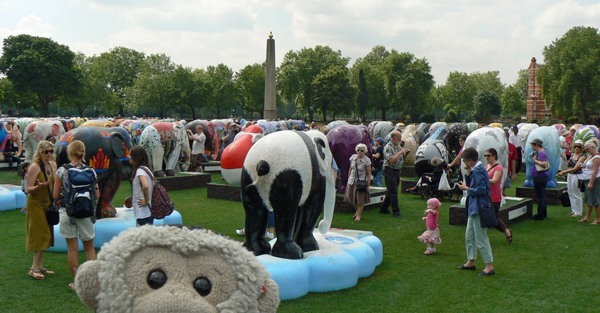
{"left": 407, "top": 157, "right": 456, "bottom": 201}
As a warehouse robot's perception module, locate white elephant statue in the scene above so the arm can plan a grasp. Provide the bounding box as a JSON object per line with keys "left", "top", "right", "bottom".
{"left": 400, "top": 125, "right": 419, "bottom": 165}
{"left": 23, "top": 120, "right": 66, "bottom": 162}
{"left": 140, "top": 122, "right": 190, "bottom": 177}
{"left": 518, "top": 123, "right": 539, "bottom": 149}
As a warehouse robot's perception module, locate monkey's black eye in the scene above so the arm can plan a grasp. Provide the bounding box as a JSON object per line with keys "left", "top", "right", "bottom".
{"left": 194, "top": 277, "right": 211, "bottom": 296}
{"left": 147, "top": 270, "right": 167, "bottom": 289}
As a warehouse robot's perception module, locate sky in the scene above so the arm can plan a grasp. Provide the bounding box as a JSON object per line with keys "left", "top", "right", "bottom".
{"left": 1, "top": 0, "right": 599, "bottom": 86}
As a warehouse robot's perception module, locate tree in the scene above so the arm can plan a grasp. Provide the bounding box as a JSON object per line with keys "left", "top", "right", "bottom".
{"left": 440, "top": 71, "right": 476, "bottom": 115}
{"left": 472, "top": 90, "right": 501, "bottom": 123}
{"left": 0, "top": 34, "right": 81, "bottom": 116}
{"left": 312, "top": 65, "right": 355, "bottom": 121}
{"left": 279, "top": 45, "right": 349, "bottom": 121}
{"left": 168, "top": 65, "right": 207, "bottom": 120}
{"left": 205, "top": 64, "right": 238, "bottom": 118}
{"left": 127, "top": 53, "right": 174, "bottom": 118}
{"left": 470, "top": 71, "right": 505, "bottom": 98}
{"left": 356, "top": 68, "right": 369, "bottom": 122}
{"left": 96, "top": 47, "right": 145, "bottom": 116}
{"left": 537, "top": 26, "right": 600, "bottom": 124}
{"left": 384, "top": 51, "right": 435, "bottom": 120}
{"left": 235, "top": 63, "right": 265, "bottom": 118}
{"left": 501, "top": 84, "right": 526, "bottom": 120}
{"left": 351, "top": 46, "right": 391, "bottom": 120}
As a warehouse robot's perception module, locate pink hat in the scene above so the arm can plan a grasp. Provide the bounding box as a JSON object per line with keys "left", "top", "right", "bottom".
{"left": 428, "top": 198, "right": 442, "bottom": 208}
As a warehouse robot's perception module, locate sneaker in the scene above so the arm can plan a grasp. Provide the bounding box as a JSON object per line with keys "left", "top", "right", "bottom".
{"left": 235, "top": 229, "right": 245, "bottom": 236}
{"left": 266, "top": 232, "right": 275, "bottom": 239}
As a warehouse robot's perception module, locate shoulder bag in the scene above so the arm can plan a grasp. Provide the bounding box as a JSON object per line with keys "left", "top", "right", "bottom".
{"left": 534, "top": 150, "right": 550, "bottom": 172}
{"left": 479, "top": 194, "right": 497, "bottom": 228}
{"left": 40, "top": 162, "right": 60, "bottom": 225}
{"left": 355, "top": 160, "right": 369, "bottom": 192}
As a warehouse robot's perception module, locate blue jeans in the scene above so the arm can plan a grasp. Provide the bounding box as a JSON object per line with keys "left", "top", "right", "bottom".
{"left": 4, "top": 154, "right": 20, "bottom": 170}
{"left": 372, "top": 167, "right": 384, "bottom": 187}
{"left": 533, "top": 175, "right": 549, "bottom": 218}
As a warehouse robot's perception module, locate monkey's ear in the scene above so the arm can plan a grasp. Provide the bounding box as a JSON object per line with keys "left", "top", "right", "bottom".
{"left": 75, "top": 260, "right": 101, "bottom": 311}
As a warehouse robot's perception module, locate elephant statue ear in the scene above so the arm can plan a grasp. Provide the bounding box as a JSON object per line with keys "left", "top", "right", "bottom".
{"left": 110, "top": 133, "right": 128, "bottom": 159}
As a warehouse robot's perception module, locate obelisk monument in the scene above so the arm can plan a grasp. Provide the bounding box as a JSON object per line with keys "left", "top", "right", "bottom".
{"left": 263, "top": 32, "right": 277, "bottom": 120}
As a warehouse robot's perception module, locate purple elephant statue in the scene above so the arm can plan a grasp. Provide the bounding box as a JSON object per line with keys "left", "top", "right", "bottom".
{"left": 327, "top": 124, "right": 373, "bottom": 194}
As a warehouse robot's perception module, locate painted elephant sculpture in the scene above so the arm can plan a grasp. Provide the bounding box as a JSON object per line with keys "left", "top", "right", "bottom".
{"left": 185, "top": 120, "right": 219, "bottom": 160}
{"left": 367, "top": 121, "right": 379, "bottom": 136}
{"left": 573, "top": 125, "right": 600, "bottom": 143}
{"left": 140, "top": 122, "right": 191, "bottom": 177}
{"left": 13, "top": 118, "right": 36, "bottom": 137}
{"left": 0, "top": 120, "right": 23, "bottom": 159}
{"left": 400, "top": 125, "right": 419, "bottom": 165}
{"left": 324, "top": 120, "right": 350, "bottom": 133}
{"left": 462, "top": 127, "right": 509, "bottom": 200}
{"left": 466, "top": 122, "right": 479, "bottom": 133}
{"left": 372, "top": 121, "right": 394, "bottom": 140}
{"left": 416, "top": 122, "right": 429, "bottom": 144}
{"left": 23, "top": 120, "right": 66, "bottom": 162}
{"left": 289, "top": 119, "right": 306, "bottom": 130}
{"left": 56, "top": 127, "right": 132, "bottom": 219}
{"left": 414, "top": 126, "right": 449, "bottom": 177}
{"left": 523, "top": 126, "right": 561, "bottom": 188}
{"left": 80, "top": 120, "right": 116, "bottom": 128}
{"left": 518, "top": 123, "right": 539, "bottom": 149}
{"left": 446, "top": 123, "right": 469, "bottom": 159}
{"left": 488, "top": 123, "right": 503, "bottom": 128}
{"left": 120, "top": 120, "right": 152, "bottom": 146}
{"left": 255, "top": 120, "right": 288, "bottom": 135}
{"left": 241, "top": 130, "right": 335, "bottom": 259}
{"left": 554, "top": 124, "right": 566, "bottom": 133}
{"left": 327, "top": 124, "right": 373, "bottom": 194}
{"left": 58, "top": 119, "right": 76, "bottom": 132}
{"left": 421, "top": 122, "right": 447, "bottom": 143}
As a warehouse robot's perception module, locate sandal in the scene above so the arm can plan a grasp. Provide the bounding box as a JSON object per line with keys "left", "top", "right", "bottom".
{"left": 41, "top": 268, "right": 55, "bottom": 275}
{"left": 579, "top": 219, "right": 590, "bottom": 223}
{"left": 506, "top": 229, "right": 513, "bottom": 243}
{"left": 68, "top": 283, "right": 76, "bottom": 291}
{"left": 591, "top": 221, "right": 600, "bottom": 225}
{"left": 28, "top": 269, "right": 45, "bottom": 280}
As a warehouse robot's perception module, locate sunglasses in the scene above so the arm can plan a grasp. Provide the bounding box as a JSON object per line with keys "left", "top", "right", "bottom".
{"left": 484, "top": 154, "right": 493, "bottom": 157}
{"left": 357, "top": 150, "right": 365, "bottom": 152}
{"left": 574, "top": 146, "right": 583, "bottom": 149}
{"left": 44, "top": 149, "right": 54, "bottom": 154}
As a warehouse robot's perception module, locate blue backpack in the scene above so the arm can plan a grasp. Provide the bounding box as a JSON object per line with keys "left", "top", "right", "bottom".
{"left": 62, "top": 164, "right": 97, "bottom": 218}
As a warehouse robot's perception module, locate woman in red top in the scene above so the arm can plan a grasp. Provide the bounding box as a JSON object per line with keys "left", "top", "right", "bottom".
{"left": 485, "top": 148, "right": 513, "bottom": 243}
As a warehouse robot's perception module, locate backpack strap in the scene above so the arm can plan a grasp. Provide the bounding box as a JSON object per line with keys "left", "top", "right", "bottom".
{"left": 139, "top": 166, "right": 157, "bottom": 183}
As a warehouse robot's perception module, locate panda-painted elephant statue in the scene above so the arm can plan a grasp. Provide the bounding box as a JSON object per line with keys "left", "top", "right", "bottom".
{"left": 414, "top": 126, "right": 449, "bottom": 177}
{"left": 241, "top": 130, "right": 336, "bottom": 259}
{"left": 23, "top": 120, "right": 66, "bottom": 162}
{"left": 523, "top": 126, "right": 561, "bottom": 188}
{"left": 327, "top": 124, "right": 373, "bottom": 194}
{"left": 56, "top": 127, "right": 133, "bottom": 219}
{"left": 461, "top": 127, "right": 509, "bottom": 203}
{"left": 140, "top": 122, "right": 191, "bottom": 177}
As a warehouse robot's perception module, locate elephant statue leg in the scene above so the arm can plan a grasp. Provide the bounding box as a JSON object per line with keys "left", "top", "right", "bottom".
{"left": 151, "top": 146, "right": 165, "bottom": 177}
{"left": 97, "top": 168, "right": 120, "bottom": 218}
{"left": 241, "top": 169, "right": 271, "bottom": 256}
{"left": 295, "top": 179, "right": 326, "bottom": 253}
{"left": 165, "top": 144, "right": 181, "bottom": 176}
{"left": 270, "top": 170, "right": 304, "bottom": 260}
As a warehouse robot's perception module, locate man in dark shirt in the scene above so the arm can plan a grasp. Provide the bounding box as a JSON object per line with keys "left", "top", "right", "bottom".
{"left": 372, "top": 138, "right": 385, "bottom": 187}
{"left": 221, "top": 122, "right": 240, "bottom": 150}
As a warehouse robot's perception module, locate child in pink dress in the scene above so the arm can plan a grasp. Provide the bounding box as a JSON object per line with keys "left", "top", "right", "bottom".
{"left": 418, "top": 198, "right": 442, "bottom": 255}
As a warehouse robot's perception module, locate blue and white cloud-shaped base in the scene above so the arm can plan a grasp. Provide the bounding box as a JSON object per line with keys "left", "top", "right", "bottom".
{"left": 0, "top": 185, "right": 26, "bottom": 211}
{"left": 258, "top": 229, "right": 383, "bottom": 300}
{"left": 47, "top": 207, "right": 183, "bottom": 252}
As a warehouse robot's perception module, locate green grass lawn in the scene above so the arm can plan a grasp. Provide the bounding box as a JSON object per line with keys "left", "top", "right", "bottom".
{"left": 1, "top": 169, "right": 599, "bottom": 312}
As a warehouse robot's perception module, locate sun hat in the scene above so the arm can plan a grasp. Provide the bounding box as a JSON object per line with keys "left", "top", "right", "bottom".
{"left": 561, "top": 129, "right": 569, "bottom": 136}
{"left": 376, "top": 137, "right": 384, "bottom": 144}
{"left": 531, "top": 138, "right": 544, "bottom": 147}
{"left": 573, "top": 139, "right": 584, "bottom": 147}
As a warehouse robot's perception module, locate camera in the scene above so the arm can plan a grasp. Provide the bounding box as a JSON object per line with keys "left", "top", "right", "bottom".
{"left": 400, "top": 141, "right": 405, "bottom": 147}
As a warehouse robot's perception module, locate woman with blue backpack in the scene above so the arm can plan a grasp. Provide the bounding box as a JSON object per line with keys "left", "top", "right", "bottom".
{"left": 53, "top": 140, "right": 99, "bottom": 291}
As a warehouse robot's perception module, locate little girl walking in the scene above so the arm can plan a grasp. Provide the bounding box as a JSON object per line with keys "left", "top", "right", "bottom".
{"left": 418, "top": 198, "right": 442, "bottom": 255}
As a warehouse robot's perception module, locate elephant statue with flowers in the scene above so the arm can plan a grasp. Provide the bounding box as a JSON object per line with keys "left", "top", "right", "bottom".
{"left": 23, "top": 120, "right": 66, "bottom": 162}
{"left": 140, "top": 122, "right": 191, "bottom": 177}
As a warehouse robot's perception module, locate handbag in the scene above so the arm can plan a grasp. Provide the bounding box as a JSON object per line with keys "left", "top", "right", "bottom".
{"left": 40, "top": 162, "right": 59, "bottom": 225}
{"left": 578, "top": 179, "right": 588, "bottom": 193}
{"left": 355, "top": 161, "right": 368, "bottom": 192}
{"left": 534, "top": 151, "right": 550, "bottom": 172}
{"left": 479, "top": 196, "right": 498, "bottom": 228}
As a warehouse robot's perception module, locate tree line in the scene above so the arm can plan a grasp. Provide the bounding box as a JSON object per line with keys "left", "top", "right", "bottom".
{"left": 1, "top": 26, "right": 599, "bottom": 123}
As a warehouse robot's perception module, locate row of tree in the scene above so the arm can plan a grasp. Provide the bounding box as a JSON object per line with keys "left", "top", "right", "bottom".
{"left": 1, "top": 26, "right": 599, "bottom": 123}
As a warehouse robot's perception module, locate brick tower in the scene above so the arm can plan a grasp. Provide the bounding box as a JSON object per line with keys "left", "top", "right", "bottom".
{"left": 526, "top": 57, "right": 552, "bottom": 121}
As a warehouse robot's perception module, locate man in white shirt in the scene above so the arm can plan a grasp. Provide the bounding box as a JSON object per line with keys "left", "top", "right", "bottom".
{"left": 509, "top": 126, "right": 522, "bottom": 174}
{"left": 187, "top": 125, "right": 206, "bottom": 172}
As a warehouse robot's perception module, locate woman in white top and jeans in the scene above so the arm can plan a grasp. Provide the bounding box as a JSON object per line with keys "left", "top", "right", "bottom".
{"left": 128, "top": 146, "right": 155, "bottom": 226}
{"left": 579, "top": 139, "right": 600, "bottom": 224}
